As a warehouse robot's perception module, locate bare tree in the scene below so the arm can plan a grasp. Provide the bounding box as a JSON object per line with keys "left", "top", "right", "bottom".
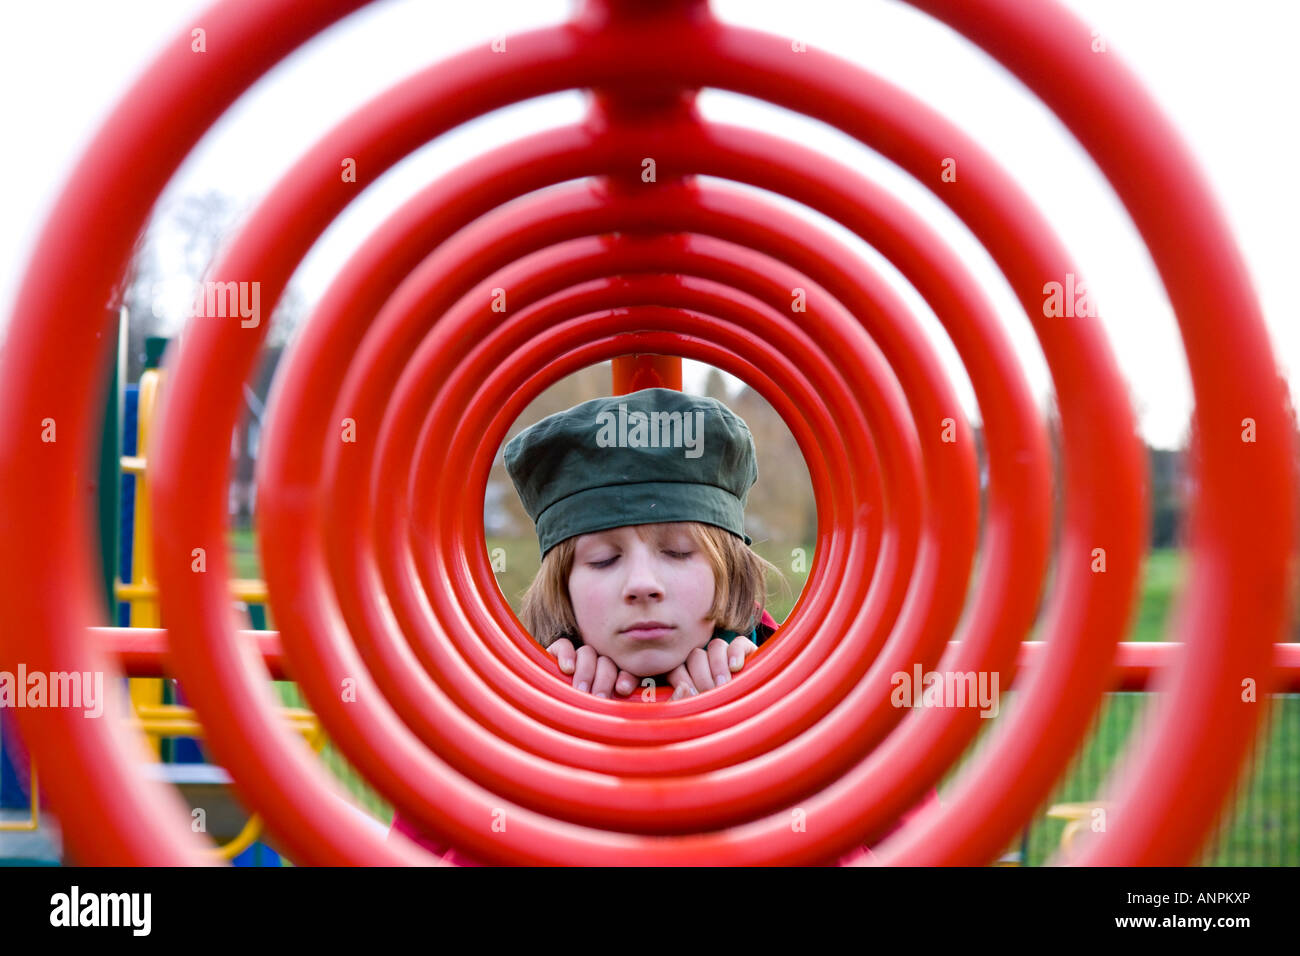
{"left": 115, "top": 190, "right": 304, "bottom": 379}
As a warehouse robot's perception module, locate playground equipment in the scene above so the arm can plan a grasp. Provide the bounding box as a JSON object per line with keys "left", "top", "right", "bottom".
{"left": 1, "top": 349, "right": 318, "bottom": 862}
{"left": 0, "top": 0, "right": 1296, "bottom": 865}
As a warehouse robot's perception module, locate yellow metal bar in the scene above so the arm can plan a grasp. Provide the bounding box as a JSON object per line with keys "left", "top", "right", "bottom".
{"left": 116, "top": 578, "right": 269, "bottom": 603}
{"left": 132, "top": 707, "right": 318, "bottom": 740}
{"left": 127, "top": 367, "right": 164, "bottom": 756}
{"left": 134, "top": 703, "right": 317, "bottom": 722}
{"left": 213, "top": 813, "right": 266, "bottom": 861}
{"left": 127, "top": 704, "right": 325, "bottom": 862}
{"left": 1046, "top": 802, "right": 1113, "bottom": 858}
{"left": 208, "top": 724, "right": 331, "bottom": 861}
{"left": 230, "top": 579, "right": 268, "bottom": 603}
{"left": 133, "top": 718, "right": 319, "bottom": 738}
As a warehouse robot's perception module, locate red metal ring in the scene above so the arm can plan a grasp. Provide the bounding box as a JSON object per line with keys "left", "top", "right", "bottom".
{"left": 1, "top": 0, "right": 1288, "bottom": 865}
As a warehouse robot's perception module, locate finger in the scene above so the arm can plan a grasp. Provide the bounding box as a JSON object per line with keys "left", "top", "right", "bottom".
{"left": 573, "top": 645, "right": 598, "bottom": 694}
{"left": 728, "top": 637, "right": 758, "bottom": 672}
{"left": 686, "top": 647, "right": 714, "bottom": 691}
{"left": 547, "top": 638, "right": 577, "bottom": 675}
{"left": 614, "top": 669, "right": 639, "bottom": 697}
{"left": 592, "top": 656, "right": 618, "bottom": 698}
{"left": 665, "top": 665, "right": 698, "bottom": 700}
{"left": 707, "top": 638, "right": 731, "bottom": 686}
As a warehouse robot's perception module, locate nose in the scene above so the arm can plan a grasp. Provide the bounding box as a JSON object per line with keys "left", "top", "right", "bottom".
{"left": 621, "top": 541, "right": 664, "bottom": 603}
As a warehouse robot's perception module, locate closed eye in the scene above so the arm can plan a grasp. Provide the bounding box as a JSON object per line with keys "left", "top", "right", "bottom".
{"left": 587, "top": 550, "right": 692, "bottom": 568}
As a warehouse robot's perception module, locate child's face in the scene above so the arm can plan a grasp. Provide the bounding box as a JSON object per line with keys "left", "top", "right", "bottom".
{"left": 567, "top": 524, "right": 717, "bottom": 677}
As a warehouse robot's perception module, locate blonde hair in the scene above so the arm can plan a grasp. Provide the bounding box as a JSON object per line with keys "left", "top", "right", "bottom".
{"left": 519, "top": 521, "right": 783, "bottom": 649}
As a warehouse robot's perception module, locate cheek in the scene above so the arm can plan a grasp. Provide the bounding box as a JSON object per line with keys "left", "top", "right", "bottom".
{"left": 567, "top": 570, "right": 614, "bottom": 632}
{"left": 671, "top": 560, "right": 716, "bottom": 617}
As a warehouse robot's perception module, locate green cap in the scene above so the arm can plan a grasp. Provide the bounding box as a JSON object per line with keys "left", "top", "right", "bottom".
{"left": 504, "top": 388, "right": 757, "bottom": 559}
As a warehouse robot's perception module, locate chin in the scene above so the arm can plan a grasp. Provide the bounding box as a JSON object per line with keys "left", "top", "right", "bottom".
{"left": 613, "top": 647, "right": 681, "bottom": 678}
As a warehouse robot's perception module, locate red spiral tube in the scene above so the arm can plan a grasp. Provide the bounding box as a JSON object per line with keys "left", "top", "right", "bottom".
{"left": 0, "top": 0, "right": 1290, "bottom": 866}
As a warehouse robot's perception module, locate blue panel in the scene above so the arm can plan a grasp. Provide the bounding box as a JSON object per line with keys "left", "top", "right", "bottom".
{"left": 231, "top": 841, "right": 282, "bottom": 867}
{"left": 0, "top": 711, "right": 28, "bottom": 810}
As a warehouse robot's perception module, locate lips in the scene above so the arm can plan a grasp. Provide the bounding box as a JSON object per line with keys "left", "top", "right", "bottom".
{"left": 621, "top": 621, "right": 675, "bottom": 639}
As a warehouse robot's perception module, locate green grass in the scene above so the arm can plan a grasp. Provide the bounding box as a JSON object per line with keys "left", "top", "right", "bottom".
{"left": 223, "top": 536, "right": 1296, "bottom": 865}
{"left": 1129, "top": 548, "right": 1185, "bottom": 643}
{"left": 227, "top": 528, "right": 261, "bottom": 578}
{"left": 946, "top": 548, "right": 1297, "bottom": 865}
{"left": 993, "top": 693, "right": 1300, "bottom": 866}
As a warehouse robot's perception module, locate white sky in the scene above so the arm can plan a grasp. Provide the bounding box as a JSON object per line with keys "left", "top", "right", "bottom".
{"left": 2, "top": 0, "right": 1297, "bottom": 449}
